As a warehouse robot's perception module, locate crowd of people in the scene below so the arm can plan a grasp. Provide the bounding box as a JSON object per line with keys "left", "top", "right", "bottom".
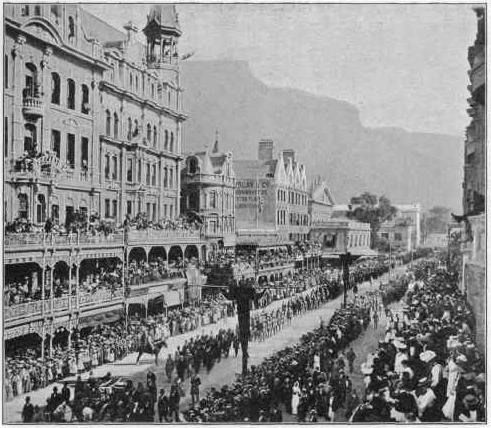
{"left": 5, "top": 291, "right": 236, "bottom": 403}
{"left": 352, "top": 258, "right": 485, "bottom": 422}
{"left": 126, "top": 258, "right": 185, "bottom": 286}
{"left": 5, "top": 262, "right": 123, "bottom": 307}
{"left": 182, "top": 300, "right": 374, "bottom": 422}
{"left": 124, "top": 212, "right": 201, "bottom": 232}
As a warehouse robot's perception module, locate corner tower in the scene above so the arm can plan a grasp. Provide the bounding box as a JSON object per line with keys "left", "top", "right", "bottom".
{"left": 143, "top": 4, "right": 181, "bottom": 85}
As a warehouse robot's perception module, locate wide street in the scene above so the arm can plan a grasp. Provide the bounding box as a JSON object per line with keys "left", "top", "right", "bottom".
{"left": 4, "top": 266, "right": 406, "bottom": 423}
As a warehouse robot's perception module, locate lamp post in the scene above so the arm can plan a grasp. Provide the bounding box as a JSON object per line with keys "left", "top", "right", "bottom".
{"left": 226, "top": 277, "right": 264, "bottom": 376}
{"left": 340, "top": 234, "right": 351, "bottom": 308}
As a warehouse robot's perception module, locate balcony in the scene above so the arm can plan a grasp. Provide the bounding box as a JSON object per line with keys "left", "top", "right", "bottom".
{"left": 126, "top": 228, "right": 201, "bottom": 246}
{"left": 22, "top": 87, "right": 45, "bottom": 118}
{"left": 9, "top": 156, "right": 99, "bottom": 186}
{"left": 4, "top": 289, "right": 124, "bottom": 323}
{"left": 4, "top": 231, "right": 125, "bottom": 250}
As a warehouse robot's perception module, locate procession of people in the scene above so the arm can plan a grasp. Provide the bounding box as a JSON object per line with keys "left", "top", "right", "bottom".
{"left": 10, "top": 249, "right": 485, "bottom": 424}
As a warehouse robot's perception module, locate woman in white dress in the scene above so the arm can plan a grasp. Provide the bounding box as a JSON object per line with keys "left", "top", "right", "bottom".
{"left": 291, "top": 381, "right": 301, "bottom": 415}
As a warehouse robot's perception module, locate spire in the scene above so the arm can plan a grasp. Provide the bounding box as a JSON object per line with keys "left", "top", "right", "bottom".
{"left": 212, "top": 130, "right": 219, "bottom": 153}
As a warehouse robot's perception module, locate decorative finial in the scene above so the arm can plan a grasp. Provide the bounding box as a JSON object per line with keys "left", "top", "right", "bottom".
{"left": 212, "top": 130, "right": 219, "bottom": 153}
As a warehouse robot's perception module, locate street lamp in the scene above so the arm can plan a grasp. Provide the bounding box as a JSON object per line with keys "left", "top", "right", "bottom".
{"left": 340, "top": 234, "right": 351, "bottom": 308}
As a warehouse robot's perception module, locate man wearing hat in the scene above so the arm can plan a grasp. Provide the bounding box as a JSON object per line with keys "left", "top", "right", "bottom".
{"left": 415, "top": 377, "right": 439, "bottom": 421}
{"left": 393, "top": 340, "right": 408, "bottom": 375}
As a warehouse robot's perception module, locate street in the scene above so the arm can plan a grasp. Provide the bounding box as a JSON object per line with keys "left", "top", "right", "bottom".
{"left": 4, "top": 266, "right": 404, "bottom": 423}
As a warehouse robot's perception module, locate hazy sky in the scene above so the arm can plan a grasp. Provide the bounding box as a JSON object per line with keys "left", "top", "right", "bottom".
{"left": 85, "top": 3, "right": 479, "bottom": 137}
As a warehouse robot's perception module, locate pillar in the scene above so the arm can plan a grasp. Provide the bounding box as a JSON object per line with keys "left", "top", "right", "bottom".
{"left": 11, "top": 35, "right": 26, "bottom": 161}
{"left": 67, "top": 318, "right": 72, "bottom": 350}
{"left": 68, "top": 259, "right": 73, "bottom": 308}
{"left": 49, "top": 265, "right": 54, "bottom": 313}
{"left": 49, "top": 322, "right": 54, "bottom": 358}
{"left": 40, "top": 47, "right": 52, "bottom": 153}
{"left": 75, "top": 262, "right": 80, "bottom": 310}
{"left": 41, "top": 326, "right": 45, "bottom": 360}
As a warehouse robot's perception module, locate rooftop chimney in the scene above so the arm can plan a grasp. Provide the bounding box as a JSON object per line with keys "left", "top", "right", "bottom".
{"left": 258, "top": 139, "right": 275, "bottom": 161}
{"left": 282, "top": 149, "right": 296, "bottom": 165}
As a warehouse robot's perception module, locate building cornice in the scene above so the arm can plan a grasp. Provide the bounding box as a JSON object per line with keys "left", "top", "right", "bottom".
{"left": 99, "top": 81, "right": 188, "bottom": 121}
{"left": 5, "top": 19, "right": 111, "bottom": 71}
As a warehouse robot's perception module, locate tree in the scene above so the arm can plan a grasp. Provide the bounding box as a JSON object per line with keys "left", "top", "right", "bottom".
{"left": 347, "top": 192, "right": 397, "bottom": 249}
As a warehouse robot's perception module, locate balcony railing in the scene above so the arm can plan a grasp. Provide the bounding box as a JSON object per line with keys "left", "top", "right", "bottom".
{"left": 126, "top": 228, "right": 201, "bottom": 244}
{"left": 5, "top": 289, "right": 124, "bottom": 322}
{"left": 22, "top": 87, "right": 45, "bottom": 117}
{"left": 5, "top": 232, "right": 125, "bottom": 249}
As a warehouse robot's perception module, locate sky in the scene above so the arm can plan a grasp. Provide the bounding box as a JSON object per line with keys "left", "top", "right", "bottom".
{"left": 85, "top": 3, "right": 480, "bottom": 137}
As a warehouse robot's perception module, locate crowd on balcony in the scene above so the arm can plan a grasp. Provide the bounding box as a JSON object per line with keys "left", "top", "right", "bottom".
{"left": 351, "top": 259, "right": 484, "bottom": 422}
{"left": 257, "top": 248, "right": 293, "bottom": 269}
{"left": 5, "top": 262, "right": 123, "bottom": 307}
{"left": 124, "top": 212, "right": 201, "bottom": 232}
{"left": 126, "top": 254, "right": 205, "bottom": 287}
{"left": 292, "top": 240, "right": 322, "bottom": 258}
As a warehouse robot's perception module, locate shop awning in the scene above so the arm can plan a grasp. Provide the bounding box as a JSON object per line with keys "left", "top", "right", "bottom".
{"left": 164, "top": 290, "right": 181, "bottom": 307}
{"left": 78, "top": 309, "right": 122, "bottom": 329}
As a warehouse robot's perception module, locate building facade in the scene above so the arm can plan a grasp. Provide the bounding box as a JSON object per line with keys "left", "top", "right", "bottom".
{"left": 234, "top": 140, "right": 309, "bottom": 243}
{"left": 4, "top": 4, "right": 184, "bottom": 226}
{"left": 377, "top": 203, "right": 421, "bottom": 252}
{"left": 180, "top": 138, "right": 236, "bottom": 251}
{"left": 3, "top": 4, "right": 207, "bottom": 355}
{"left": 462, "top": 7, "right": 485, "bottom": 351}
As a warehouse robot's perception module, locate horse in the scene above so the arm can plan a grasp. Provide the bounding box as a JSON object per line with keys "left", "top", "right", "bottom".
{"left": 136, "top": 339, "right": 168, "bottom": 366}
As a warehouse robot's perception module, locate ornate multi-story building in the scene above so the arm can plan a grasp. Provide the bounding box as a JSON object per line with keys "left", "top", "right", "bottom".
{"left": 462, "top": 7, "right": 485, "bottom": 351}
{"left": 4, "top": 4, "right": 184, "bottom": 226}
{"left": 181, "top": 137, "right": 237, "bottom": 253}
{"left": 3, "top": 4, "right": 206, "bottom": 356}
{"left": 234, "top": 139, "right": 310, "bottom": 243}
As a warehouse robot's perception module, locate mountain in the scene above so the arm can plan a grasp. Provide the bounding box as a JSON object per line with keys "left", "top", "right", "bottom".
{"left": 181, "top": 60, "right": 463, "bottom": 211}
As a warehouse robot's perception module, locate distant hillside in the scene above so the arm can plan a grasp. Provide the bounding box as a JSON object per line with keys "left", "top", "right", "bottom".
{"left": 181, "top": 60, "right": 463, "bottom": 211}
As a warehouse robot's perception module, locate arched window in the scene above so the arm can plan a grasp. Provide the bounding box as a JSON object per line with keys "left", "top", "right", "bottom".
{"left": 133, "top": 119, "right": 139, "bottom": 137}
{"left": 51, "top": 72, "right": 60, "bottom": 104}
{"left": 18, "top": 193, "right": 29, "bottom": 219}
{"left": 105, "top": 110, "right": 111, "bottom": 136}
{"left": 37, "top": 194, "right": 46, "bottom": 223}
{"left": 113, "top": 113, "right": 119, "bottom": 139}
{"left": 67, "top": 78, "right": 75, "bottom": 109}
{"left": 146, "top": 123, "right": 151, "bottom": 144}
{"left": 24, "top": 63, "right": 38, "bottom": 98}
{"left": 81, "top": 84, "right": 89, "bottom": 113}
{"left": 135, "top": 75, "right": 139, "bottom": 92}
{"left": 153, "top": 126, "right": 157, "bottom": 147}
{"left": 127, "top": 117, "right": 132, "bottom": 140}
{"left": 169, "top": 167, "right": 173, "bottom": 188}
{"left": 164, "top": 167, "right": 168, "bottom": 187}
{"left": 24, "top": 123, "right": 37, "bottom": 154}
{"left": 129, "top": 72, "right": 133, "bottom": 89}
{"left": 164, "top": 130, "right": 169, "bottom": 150}
{"left": 68, "top": 16, "right": 75, "bottom": 39}
{"left": 170, "top": 132, "right": 174, "bottom": 152}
